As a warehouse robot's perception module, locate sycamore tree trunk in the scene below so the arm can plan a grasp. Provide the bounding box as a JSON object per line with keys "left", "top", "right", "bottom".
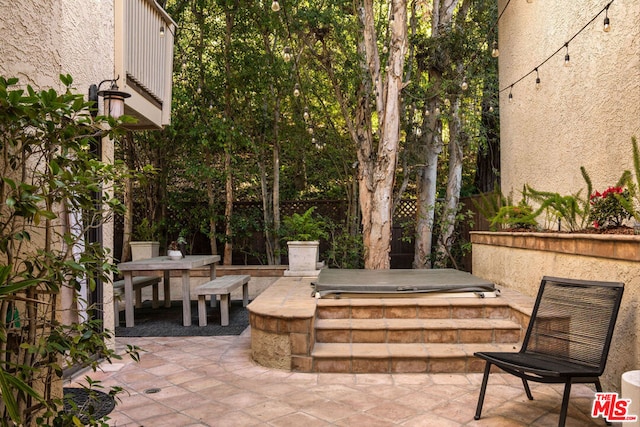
{"left": 413, "top": 0, "right": 463, "bottom": 269}
{"left": 435, "top": 96, "right": 463, "bottom": 267}
{"left": 414, "top": 96, "right": 443, "bottom": 268}
{"left": 358, "top": 0, "right": 407, "bottom": 269}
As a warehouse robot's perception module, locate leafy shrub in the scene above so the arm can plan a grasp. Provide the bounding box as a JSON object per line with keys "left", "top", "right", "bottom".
{"left": 281, "top": 207, "right": 328, "bottom": 241}
{"left": 589, "top": 186, "right": 634, "bottom": 229}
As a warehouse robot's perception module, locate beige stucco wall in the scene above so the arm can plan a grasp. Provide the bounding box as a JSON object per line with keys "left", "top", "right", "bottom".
{"left": 0, "top": 0, "right": 117, "bottom": 339}
{"left": 498, "top": 0, "right": 640, "bottom": 200}
{"left": 472, "top": 235, "right": 639, "bottom": 393}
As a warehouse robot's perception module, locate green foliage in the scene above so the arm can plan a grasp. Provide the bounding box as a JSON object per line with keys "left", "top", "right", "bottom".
{"left": 132, "top": 218, "right": 159, "bottom": 241}
{"left": 281, "top": 207, "right": 328, "bottom": 242}
{"left": 525, "top": 185, "right": 586, "bottom": 231}
{"left": 490, "top": 196, "right": 538, "bottom": 231}
{"left": 0, "top": 75, "right": 138, "bottom": 425}
{"left": 472, "top": 187, "right": 507, "bottom": 231}
{"left": 323, "top": 217, "right": 364, "bottom": 269}
{"left": 619, "top": 136, "right": 640, "bottom": 221}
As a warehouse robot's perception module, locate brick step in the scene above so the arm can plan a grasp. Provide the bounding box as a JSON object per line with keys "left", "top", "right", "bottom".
{"left": 311, "top": 342, "right": 520, "bottom": 373}
{"left": 316, "top": 298, "right": 512, "bottom": 320}
{"left": 314, "top": 318, "right": 522, "bottom": 344}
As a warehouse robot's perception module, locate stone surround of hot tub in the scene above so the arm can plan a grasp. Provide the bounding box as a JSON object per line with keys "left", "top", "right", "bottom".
{"left": 248, "top": 275, "right": 535, "bottom": 373}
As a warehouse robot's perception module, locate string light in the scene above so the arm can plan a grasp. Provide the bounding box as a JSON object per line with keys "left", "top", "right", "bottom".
{"left": 461, "top": 79, "right": 468, "bottom": 91}
{"left": 508, "top": 86, "right": 513, "bottom": 103}
{"left": 499, "top": 1, "right": 614, "bottom": 101}
{"left": 283, "top": 46, "right": 292, "bottom": 62}
{"left": 303, "top": 107, "right": 310, "bottom": 121}
{"left": 491, "top": 41, "right": 500, "bottom": 58}
{"left": 603, "top": 4, "right": 611, "bottom": 32}
{"left": 271, "top": 1, "right": 280, "bottom": 12}
{"left": 535, "top": 68, "right": 541, "bottom": 90}
{"left": 293, "top": 83, "right": 300, "bottom": 97}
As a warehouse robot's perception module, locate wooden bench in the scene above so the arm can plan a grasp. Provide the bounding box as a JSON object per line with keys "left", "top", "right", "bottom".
{"left": 194, "top": 275, "right": 250, "bottom": 326}
{"left": 113, "top": 276, "right": 161, "bottom": 327}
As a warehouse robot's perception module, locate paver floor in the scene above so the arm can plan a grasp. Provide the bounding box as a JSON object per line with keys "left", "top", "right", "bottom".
{"left": 66, "top": 328, "right": 609, "bottom": 426}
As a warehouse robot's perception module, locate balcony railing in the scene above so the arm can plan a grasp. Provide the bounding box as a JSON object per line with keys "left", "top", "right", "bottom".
{"left": 116, "top": 0, "right": 176, "bottom": 129}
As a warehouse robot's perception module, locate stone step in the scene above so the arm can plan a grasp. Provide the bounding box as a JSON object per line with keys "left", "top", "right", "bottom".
{"left": 316, "top": 298, "right": 512, "bottom": 320}
{"left": 311, "top": 342, "right": 520, "bottom": 373}
{"left": 314, "top": 318, "right": 522, "bottom": 344}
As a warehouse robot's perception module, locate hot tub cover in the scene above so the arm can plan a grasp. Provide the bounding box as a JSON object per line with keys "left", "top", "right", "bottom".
{"left": 312, "top": 269, "right": 495, "bottom": 297}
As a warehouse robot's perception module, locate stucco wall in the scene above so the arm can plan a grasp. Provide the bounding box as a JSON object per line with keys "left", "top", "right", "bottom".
{"left": 498, "top": 0, "right": 640, "bottom": 200}
{"left": 472, "top": 234, "right": 639, "bottom": 393}
{"left": 0, "top": 1, "right": 117, "bottom": 336}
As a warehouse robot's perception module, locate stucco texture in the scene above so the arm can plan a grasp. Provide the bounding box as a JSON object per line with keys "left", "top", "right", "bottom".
{"left": 0, "top": 0, "right": 117, "bottom": 334}
{"left": 498, "top": 0, "right": 640, "bottom": 200}
{"left": 472, "top": 241, "right": 639, "bottom": 393}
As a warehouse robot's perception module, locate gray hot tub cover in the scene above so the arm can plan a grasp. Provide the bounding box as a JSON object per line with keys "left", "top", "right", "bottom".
{"left": 312, "top": 268, "right": 495, "bottom": 297}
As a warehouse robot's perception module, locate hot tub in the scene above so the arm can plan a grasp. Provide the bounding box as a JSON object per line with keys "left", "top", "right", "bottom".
{"left": 312, "top": 268, "right": 497, "bottom": 298}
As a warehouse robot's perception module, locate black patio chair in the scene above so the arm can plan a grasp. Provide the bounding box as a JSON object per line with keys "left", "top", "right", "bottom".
{"left": 474, "top": 276, "right": 624, "bottom": 427}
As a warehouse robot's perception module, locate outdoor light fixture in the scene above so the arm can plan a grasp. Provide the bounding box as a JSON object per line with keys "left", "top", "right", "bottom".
{"left": 160, "top": 26, "right": 166, "bottom": 37}
{"left": 293, "top": 83, "right": 300, "bottom": 97}
{"left": 461, "top": 79, "right": 468, "bottom": 91}
{"left": 564, "top": 43, "right": 571, "bottom": 67}
{"left": 283, "top": 46, "right": 292, "bottom": 62}
{"left": 271, "top": 0, "right": 280, "bottom": 12}
{"left": 508, "top": 86, "right": 513, "bottom": 103}
{"left": 603, "top": 5, "right": 611, "bottom": 32}
{"left": 491, "top": 41, "right": 500, "bottom": 58}
{"left": 88, "top": 76, "right": 130, "bottom": 119}
{"left": 535, "top": 68, "right": 541, "bottom": 90}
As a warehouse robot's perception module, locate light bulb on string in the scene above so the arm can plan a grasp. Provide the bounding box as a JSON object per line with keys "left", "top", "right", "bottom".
{"left": 489, "top": 105, "right": 494, "bottom": 112}
{"left": 491, "top": 41, "right": 500, "bottom": 58}
{"left": 424, "top": 109, "right": 430, "bottom": 117}
{"left": 434, "top": 107, "right": 440, "bottom": 115}
{"left": 461, "top": 79, "right": 468, "bottom": 91}
{"left": 535, "top": 68, "right": 541, "bottom": 90}
{"left": 293, "top": 83, "right": 300, "bottom": 97}
{"left": 414, "top": 127, "right": 422, "bottom": 137}
{"left": 283, "top": 47, "right": 292, "bottom": 62}
{"left": 271, "top": 1, "right": 280, "bottom": 12}
{"left": 508, "top": 86, "right": 513, "bottom": 103}
{"left": 603, "top": 5, "right": 611, "bottom": 32}
{"left": 564, "top": 43, "right": 571, "bottom": 67}
{"left": 308, "top": 126, "right": 314, "bottom": 135}
{"left": 303, "top": 107, "right": 310, "bottom": 121}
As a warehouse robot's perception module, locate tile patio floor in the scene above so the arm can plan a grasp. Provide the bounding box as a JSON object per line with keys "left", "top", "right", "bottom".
{"left": 66, "top": 328, "right": 610, "bottom": 426}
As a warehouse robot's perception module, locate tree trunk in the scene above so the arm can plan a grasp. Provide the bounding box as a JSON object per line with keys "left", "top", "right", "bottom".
{"left": 121, "top": 132, "right": 135, "bottom": 262}
{"left": 223, "top": 150, "right": 233, "bottom": 264}
{"left": 413, "top": 0, "right": 463, "bottom": 268}
{"left": 414, "top": 97, "right": 443, "bottom": 269}
{"left": 223, "top": 7, "right": 235, "bottom": 265}
{"left": 436, "top": 97, "right": 463, "bottom": 268}
{"left": 359, "top": 0, "right": 407, "bottom": 269}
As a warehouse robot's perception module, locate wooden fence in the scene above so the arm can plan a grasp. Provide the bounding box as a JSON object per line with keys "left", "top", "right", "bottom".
{"left": 116, "top": 195, "right": 491, "bottom": 270}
